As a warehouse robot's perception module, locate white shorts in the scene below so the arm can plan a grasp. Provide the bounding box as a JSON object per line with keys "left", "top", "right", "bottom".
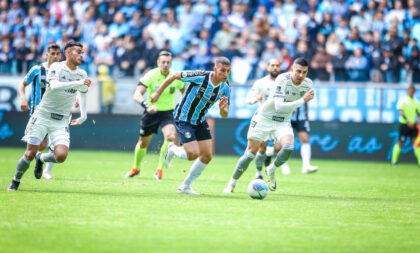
{"left": 247, "top": 114, "right": 294, "bottom": 144}
{"left": 22, "top": 110, "right": 71, "bottom": 147}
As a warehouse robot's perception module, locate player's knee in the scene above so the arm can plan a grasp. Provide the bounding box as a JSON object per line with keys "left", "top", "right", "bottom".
{"left": 39, "top": 143, "right": 47, "bottom": 151}
{"left": 186, "top": 151, "right": 199, "bottom": 161}
{"left": 165, "top": 134, "right": 176, "bottom": 142}
{"left": 55, "top": 152, "right": 67, "bottom": 163}
{"left": 259, "top": 146, "right": 267, "bottom": 154}
{"left": 200, "top": 154, "right": 212, "bottom": 164}
{"left": 282, "top": 143, "right": 294, "bottom": 153}
{"left": 24, "top": 150, "right": 37, "bottom": 161}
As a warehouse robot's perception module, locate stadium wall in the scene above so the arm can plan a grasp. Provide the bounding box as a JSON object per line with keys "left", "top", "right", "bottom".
{"left": 0, "top": 112, "right": 415, "bottom": 163}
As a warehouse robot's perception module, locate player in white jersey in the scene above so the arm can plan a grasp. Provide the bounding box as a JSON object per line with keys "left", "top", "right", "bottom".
{"left": 223, "top": 58, "right": 315, "bottom": 193}
{"left": 8, "top": 41, "right": 91, "bottom": 191}
{"left": 245, "top": 59, "right": 284, "bottom": 179}
{"left": 18, "top": 44, "right": 61, "bottom": 180}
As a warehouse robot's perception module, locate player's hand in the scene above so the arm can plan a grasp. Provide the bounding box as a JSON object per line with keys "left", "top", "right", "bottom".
{"left": 146, "top": 105, "right": 158, "bottom": 114}
{"left": 219, "top": 97, "right": 228, "bottom": 109}
{"left": 255, "top": 93, "right": 263, "bottom": 102}
{"left": 150, "top": 92, "right": 161, "bottom": 103}
{"left": 303, "top": 90, "right": 315, "bottom": 103}
{"left": 20, "top": 99, "right": 29, "bottom": 111}
{"left": 70, "top": 120, "right": 80, "bottom": 126}
{"left": 83, "top": 79, "right": 92, "bottom": 87}
{"left": 407, "top": 122, "right": 415, "bottom": 128}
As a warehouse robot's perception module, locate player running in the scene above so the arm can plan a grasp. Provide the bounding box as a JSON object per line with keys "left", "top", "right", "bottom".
{"left": 8, "top": 41, "right": 91, "bottom": 191}
{"left": 281, "top": 103, "right": 318, "bottom": 174}
{"left": 246, "top": 59, "right": 282, "bottom": 179}
{"left": 391, "top": 85, "right": 420, "bottom": 166}
{"left": 18, "top": 44, "right": 61, "bottom": 180}
{"left": 223, "top": 58, "right": 314, "bottom": 193}
{"left": 124, "top": 51, "right": 185, "bottom": 180}
{"left": 150, "top": 57, "right": 231, "bottom": 195}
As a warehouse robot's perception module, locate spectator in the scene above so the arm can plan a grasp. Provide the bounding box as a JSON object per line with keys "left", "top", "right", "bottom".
{"left": 345, "top": 47, "right": 369, "bottom": 82}
{"left": 108, "top": 11, "right": 130, "bottom": 39}
{"left": 327, "top": 43, "right": 350, "bottom": 81}
{"left": 94, "top": 41, "right": 114, "bottom": 70}
{"left": 223, "top": 40, "right": 242, "bottom": 61}
{"left": 310, "top": 45, "right": 332, "bottom": 81}
{"left": 368, "top": 32, "right": 385, "bottom": 82}
{"left": 213, "top": 22, "right": 236, "bottom": 51}
{"left": 380, "top": 46, "right": 400, "bottom": 83}
{"left": 405, "top": 46, "right": 420, "bottom": 83}
{"left": 350, "top": 8, "right": 372, "bottom": 41}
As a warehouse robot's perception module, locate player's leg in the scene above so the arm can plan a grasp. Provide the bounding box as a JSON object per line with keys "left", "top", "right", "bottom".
{"left": 8, "top": 142, "right": 39, "bottom": 191}
{"left": 391, "top": 124, "right": 406, "bottom": 167}
{"left": 164, "top": 121, "right": 197, "bottom": 169}
{"left": 178, "top": 121, "right": 213, "bottom": 194}
{"left": 126, "top": 134, "right": 152, "bottom": 178}
{"left": 298, "top": 129, "right": 318, "bottom": 174}
{"left": 265, "top": 122, "right": 295, "bottom": 191}
{"left": 223, "top": 138, "right": 261, "bottom": 193}
{"left": 41, "top": 136, "right": 54, "bottom": 180}
{"left": 155, "top": 122, "right": 177, "bottom": 180}
{"left": 178, "top": 139, "right": 212, "bottom": 195}
{"left": 34, "top": 123, "right": 71, "bottom": 175}
{"left": 410, "top": 127, "right": 420, "bottom": 166}
{"left": 254, "top": 141, "right": 267, "bottom": 179}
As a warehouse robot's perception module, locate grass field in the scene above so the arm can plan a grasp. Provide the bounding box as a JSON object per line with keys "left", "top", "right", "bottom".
{"left": 1, "top": 147, "right": 420, "bottom": 253}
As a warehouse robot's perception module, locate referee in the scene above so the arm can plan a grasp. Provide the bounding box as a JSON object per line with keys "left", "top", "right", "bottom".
{"left": 391, "top": 85, "right": 420, "bottom": 166}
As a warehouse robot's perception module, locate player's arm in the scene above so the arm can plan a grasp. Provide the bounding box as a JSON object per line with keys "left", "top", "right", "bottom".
{"left": 18, "top": 80, "right": 30, "bottom": 111}
{"left": 134, "top": 84, "right": 157, "bottom": 114}
{"left": 180, "top": 86, "right": 185, "bottom": 96}
{"left": 71, "top": 92, "right": 87, "bottom": 126}
{"left": 274, "top": 90, "right": 315, "bottom": 111}
{"left": 150, "top": 72, "right": 182, "bottom": 102}
{"left": 49, "top": 78, "right": 91, "bottom": 90}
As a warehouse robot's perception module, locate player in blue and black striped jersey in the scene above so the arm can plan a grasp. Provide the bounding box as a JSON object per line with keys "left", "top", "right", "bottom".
{"left": 151, "top": 57, "right": 231, "bottom": 195}
{"left": 17, "top": 44, "right": 61, "bottom": 180}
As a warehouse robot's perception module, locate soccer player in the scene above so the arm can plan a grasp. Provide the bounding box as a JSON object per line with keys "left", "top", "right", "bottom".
{"left": 391, "top": 85, "right": 420, "bottom": 166}
{"left": 18, "top": 44, "right": 61, "bottom": 180}
{"left": 124, "top": 51, "right": 185, "bottom": 180}
{"left": 246, "top": 59, "right": 282, "bottom": 179}
{"left": 223, "top": 58, "right": 315, "bottom": 193}
{"left": 8, "top": 41, "right": 91, "bottom": 191}
{"left": 150, "top": 57, "right": 231, "bottom": 195}
{"left": 281, "top": 103, "right": 318, "bottom": 174}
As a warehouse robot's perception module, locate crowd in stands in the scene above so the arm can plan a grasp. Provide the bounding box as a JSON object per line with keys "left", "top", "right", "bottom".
{"left": 0, "top": 0, "right": 420, "bottom": 84}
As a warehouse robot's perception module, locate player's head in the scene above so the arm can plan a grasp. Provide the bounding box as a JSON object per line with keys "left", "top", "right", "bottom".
{"left": 408, "top": 85, "right": 416, "bottom": 97}
{"left": 213, "top": 57, "right": 231, "bottom": 83}
{"left": 64, "top": 41, "right": 84, "bottom": 66}
{"left": 290, "top": 57, "right": 309, "bottom": 85}
{"left": 46, "top": 43, "right": 61, "bottom": 64}
{"left": 157, "top": 51, "right": 172, "bottom": 75}
{"left": 267, "top": 59, "right": 280, "bottom": 79}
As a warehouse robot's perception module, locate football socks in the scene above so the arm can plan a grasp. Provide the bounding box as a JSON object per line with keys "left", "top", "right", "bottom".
{"left": 232, "top": 150, "right": 256, "bottom": 180}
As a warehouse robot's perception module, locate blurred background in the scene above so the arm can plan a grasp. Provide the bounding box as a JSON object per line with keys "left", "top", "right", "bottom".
{"left": 1, "top": 0, "right": 420, "bottom": 162}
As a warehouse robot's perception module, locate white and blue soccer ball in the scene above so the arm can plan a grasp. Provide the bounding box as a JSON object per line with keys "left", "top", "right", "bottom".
{"left": 248, "top": 179, "right": 269, "bottom": 199}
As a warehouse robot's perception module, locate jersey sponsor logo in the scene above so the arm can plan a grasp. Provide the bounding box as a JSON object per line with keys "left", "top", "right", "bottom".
{"left": 272, "top": 116, "right": 285, "bottom": 122}
{"left": 65, "top": 88, "right": 78, "bottom": 94}
{"left": 300, "top": 91, "right": 305, "bottom": 96}
{"left": 276, "top": 86, "right": 282, "bottom": 93}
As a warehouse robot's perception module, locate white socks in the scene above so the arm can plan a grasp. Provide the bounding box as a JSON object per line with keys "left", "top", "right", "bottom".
{"left": 44, "top": 162, "right": 54, "bottom": 174}
{"left": 301, "top": 143, "right": 311, "bottom": 168}
{"left": 172, "top": 145, "right": 188, "bottom": 160}
{"left": 181, "top": 159, "right": 207, "bottom": 189}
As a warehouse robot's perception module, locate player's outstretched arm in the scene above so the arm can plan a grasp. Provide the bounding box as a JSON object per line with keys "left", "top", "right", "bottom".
{"left": 18, "top": 80, "right": 30, "bottom": 111}
{"left": 274, "top": 90, "right": 315, "bottom": 111}
{"left": 219, "top": 97, "right": 229, "bottom": 118}
{"left": 71, "top": 92, "right": 87, "bottom": 126}
{"left": 150, "top": 72, "right": 181, "bottom": 102}
{"left": 49, "top": 78, "right": 91, "bottom": 91}
{"left": 134, "top": 85, "right": 157, "bottom": 114}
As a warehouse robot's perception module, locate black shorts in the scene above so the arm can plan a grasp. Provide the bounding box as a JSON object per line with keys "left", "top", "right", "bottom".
{"left": 291, "top": 120, "right": 310, "bottom": 133}
{"left": 399, "top": 124, "right": 418, "bottom": 142}
{"left": 175, "top": 120, "right": 212, "bottom": 145}
{"left": 140, "top": 110, "right": 174, "bottom": 137}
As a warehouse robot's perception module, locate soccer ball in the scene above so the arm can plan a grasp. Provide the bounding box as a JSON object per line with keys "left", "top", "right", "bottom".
{"left": 248, "top": 179, "right": 269, "bottom": 200}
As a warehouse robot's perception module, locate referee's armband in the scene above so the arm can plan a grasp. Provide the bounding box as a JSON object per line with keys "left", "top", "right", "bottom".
{"left": 140, "top": 101, "right": 150, "bottom": 109}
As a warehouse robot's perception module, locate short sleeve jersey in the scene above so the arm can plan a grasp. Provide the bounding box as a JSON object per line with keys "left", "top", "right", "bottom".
{"left": 139, "top": 68, "right": 184, "bottom": 111}
{"left": 37, "top": 61, "right": 88, "bottom": 116}
{"left": 175, "top": 70, "right": 230, "bottom": 125}
{"left": 397, "top": 95, "right": 420, "bottom": 124}
{"left": 246, "top": 75, "right": 275, "bottom": 104}
{"left": 257, "top": 72, "right": 312, "bottom": 122}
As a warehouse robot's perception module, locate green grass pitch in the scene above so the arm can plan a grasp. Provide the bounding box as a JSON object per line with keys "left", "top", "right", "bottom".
{"left": 1, "top": 147, "right": 420, "bottom": 253}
